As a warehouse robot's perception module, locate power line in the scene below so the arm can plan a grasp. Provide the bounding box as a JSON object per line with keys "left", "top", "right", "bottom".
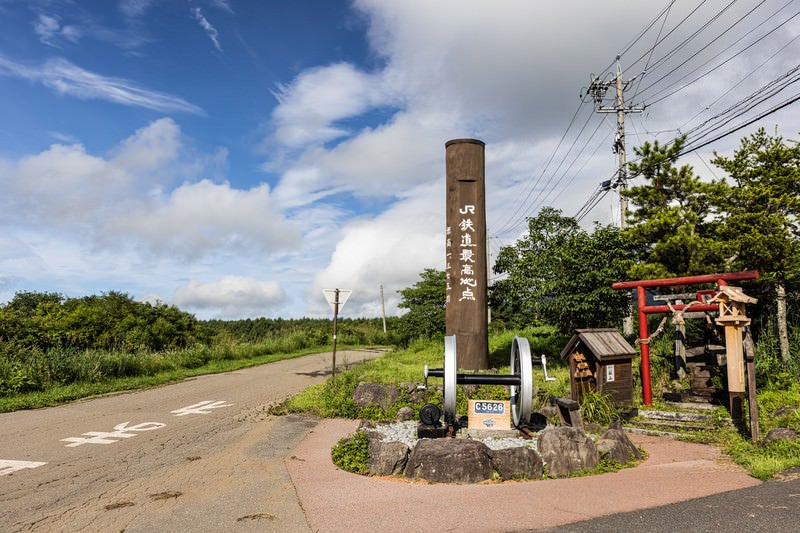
{"left": 616, "top": 0, "right": 678, "bottom": 66}
{"left": 642, "top": 2, "right": 797, "bottom": 106}
{"left": 568, "top": 1, "right": 800, "bottom": 224}
{"left": 630, "top": 0, "right": 676, "bottom": 102}
{"left": 494, "top": 0, "right": 800, "bottom": 237}
{"left": 630, "top": 0, "right": 742, "bottom": 84}
{"left": 621, "top": 0, "right": 716, "bottom": 79}
{"left": 683, "top": 63, "right": 800, "bottom": 144}
{"left": 678, "top": 24, "right": 800, "bottom": 132}
{"left": 683, "top": 88, "right": 800, "bottom": 154}
{"left": 491, "top": 99, "right": 591, "bottom": 236}
{"left": 497, "top": 111, "right": 611, "bottom": 239}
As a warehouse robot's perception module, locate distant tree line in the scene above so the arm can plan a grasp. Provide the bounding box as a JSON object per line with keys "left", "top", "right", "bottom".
{"left": 0, "top": 292, "right": 401, "bottom": 396}
{"left": 0, "top": 292, "right": 402, "bottom": 357}
{"left": 0, "top": 291, "right": 204, "bottom": 354}
{"left": 205, "top": 316, "right": 401, "bottom": 346}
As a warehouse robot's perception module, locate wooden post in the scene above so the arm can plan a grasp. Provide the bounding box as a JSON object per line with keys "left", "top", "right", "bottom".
{"left": 723, "top": 325, "right": 745, "bottom": 420}
{"left": 332, "top": 289, "right": 339, "bottom": 379}
{"left": 744, "top": 328, "right": 759, "bottom": 442}
{"left": 445, "top": 139, "right": 488, "bottom": 371}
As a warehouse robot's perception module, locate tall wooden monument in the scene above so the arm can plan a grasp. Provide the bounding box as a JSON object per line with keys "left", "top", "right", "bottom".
{"left": 445, "top": 139, "right": 488, "bottom": 371}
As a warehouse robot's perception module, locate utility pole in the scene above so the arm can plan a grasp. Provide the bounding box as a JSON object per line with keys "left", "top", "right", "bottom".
{"left": 332, "top": 289, "right": 340, "bottom": 378}
{"left": 380, "top": 284, "right": 387, "bottom": 333}
{"left": 586, "top": 56, "right": 644, "bottom": 228}
{"left": 322, "top": 288, "right": 351, "bottom": 378}
{"left": 586, "top": 57, "right": 644, "bottom": 336}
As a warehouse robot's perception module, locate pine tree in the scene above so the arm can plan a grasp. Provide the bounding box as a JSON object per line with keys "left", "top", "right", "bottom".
{"left": 712, "top": 128, "right": 800, "bottom": 361}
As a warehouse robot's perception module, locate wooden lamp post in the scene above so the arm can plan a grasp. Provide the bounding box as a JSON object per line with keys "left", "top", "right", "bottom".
{"left": 712, "top": 286, "right": 757, "bottom": 422}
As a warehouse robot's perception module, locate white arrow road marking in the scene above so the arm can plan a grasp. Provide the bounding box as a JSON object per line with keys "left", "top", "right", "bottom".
{"left": 61, "top": 421, "right": 166, "bottom": 447}
{"left": 171, "top": 400, "right": 232, "bottom": 416}
{"left": 0, "top": 460, "right": 48, "bottom": 476}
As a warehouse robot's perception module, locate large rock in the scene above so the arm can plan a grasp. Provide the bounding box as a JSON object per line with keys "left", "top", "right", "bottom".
{"left": 396, "top": 406, "right": 415, "bottom": 421}
{"left": 596, "top": 421, "right": 642, "bottom": 465}
{"left": 352, "top": 382, "right": 401, "bottom": 410}
{"left": 773, "top": 406, "right": 797, "bottom": 418}
{"left": 404, "top": 439, "right": 494, "bottom": 483}
{"left": 367, "top": 433, "right": 409, "bottom": 476}
{"left": 537, "top": 426, "right": 599, "bottom": 477}
{"left": 489, "top": 447, "right": 543, "bottom": 480}
{"left": 763, "top": 427, "right": 798, "bottom": 445}
{"left": 595, "top": 438, "right": 632, "bottom": 465}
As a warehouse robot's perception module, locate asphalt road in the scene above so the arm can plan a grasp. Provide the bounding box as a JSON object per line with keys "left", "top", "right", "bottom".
{"left": 0, "top": 349, "right": 385, "bottom": 532}
{"left": 533, "top": 469, "right": 800, "bottom": 533}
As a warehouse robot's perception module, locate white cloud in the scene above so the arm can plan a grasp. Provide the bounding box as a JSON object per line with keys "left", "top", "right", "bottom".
{"left": 262, "top": 1, "right": 666, "bottom": 219}
{"left": 5, "top": 0, "right": 799, "bottom": 322}
{"left": 2, "top": 118, "right": 183, "bottom": 226}
{"left": 304, "top": 113, "right": 445, "bottom": 196}
{"left": 0, "top": 115, "right": 308, "bottom": 318}
{"left": 110, "top": 117, "right": 184, "bottom": 175}
{"left": 191, "top": 7, "right": 222, "bottom": 52}
{"left": 6, "top": 143, "right": 127, "bottom": 224}
{"left": 103, "top": 179, "right": 299, "bottom": 258}
{"left": 173, "top": 276, "right": 287, "bottom": 319}
{"left": 270, "top": 62, "right": 395, "bottom": 149}
{"left": 1, "top": 118, "right": 299, "bottom": 260}
{"left": 311, "top": 181, "right": 444, "bottom": 317}
{"left": 257, "top": 1, "right": 687, "bottom": 320}
{"left": 207, "top": 0, "right": 234, "bottom": 14}
{"left": 34, "top": 14, "right": 81, "bottom": 47}
{"left": 0, "top": 55, "right": 203, "bottom": 114}
{"left": 264, "top": 0, "right": 798, "bottom": 320}
{"left": 119, "top": 0, "right": 158, "bottom": 18}
{"left": 352, "top": 0, "right": 668, "bottom": 140}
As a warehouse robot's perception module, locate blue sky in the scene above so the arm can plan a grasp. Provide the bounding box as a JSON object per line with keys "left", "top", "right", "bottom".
{"left": 1, "top": 0, "right": 799, "bottom": 319}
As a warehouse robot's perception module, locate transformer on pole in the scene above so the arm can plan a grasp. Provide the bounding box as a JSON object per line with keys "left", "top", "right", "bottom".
{"left": 586, "top": 57, "right": 644, "bottom": 228}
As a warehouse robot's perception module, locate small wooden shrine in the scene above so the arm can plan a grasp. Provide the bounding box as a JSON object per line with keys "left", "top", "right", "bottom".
{"left": 560, "top": 328, "right": 635, "bottom": 405}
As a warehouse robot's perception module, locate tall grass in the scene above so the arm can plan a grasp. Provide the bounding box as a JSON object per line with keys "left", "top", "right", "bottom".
{"left": 0, "top": 318, "right": 397, "bottom": 401}
{"left": 0, "top": 328, "right": 395, "bottom": 412}
{"left": 753, "top": 321, "right": 800, "bottom": 389}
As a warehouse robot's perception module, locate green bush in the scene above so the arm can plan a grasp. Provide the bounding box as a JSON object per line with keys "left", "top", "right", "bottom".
{"left": 0, "top": 361, "right": 39, "bottom": 395}
{"left": 331, "top": 430, "right": 369, "bottom": 474}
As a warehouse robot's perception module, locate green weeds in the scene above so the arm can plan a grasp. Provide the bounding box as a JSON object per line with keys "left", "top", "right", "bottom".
{"left": 331, "top": 431, "right": 370, "bottom": 474}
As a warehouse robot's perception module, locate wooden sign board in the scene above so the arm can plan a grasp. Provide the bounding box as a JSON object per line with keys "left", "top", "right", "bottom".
{"left": 468, "top": 400, "right": 511, "bottom": 431}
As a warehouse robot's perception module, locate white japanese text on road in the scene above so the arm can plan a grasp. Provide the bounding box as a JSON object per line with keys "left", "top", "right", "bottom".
{"left": 59, "top": 400, "right": 232, "bottom": 448}
{"left": 0, "top": 460, "right": 48, "bottom": 476}
{"left": 61, "top": 421, "right": 165, "bottom": 447}
{"left": 171, "top": 400, "right": 232, "bottom": 416}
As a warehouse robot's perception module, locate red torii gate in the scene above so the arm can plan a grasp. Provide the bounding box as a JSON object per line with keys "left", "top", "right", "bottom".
{"left": 612, "top": 270, "right": 759, "bottom": 405}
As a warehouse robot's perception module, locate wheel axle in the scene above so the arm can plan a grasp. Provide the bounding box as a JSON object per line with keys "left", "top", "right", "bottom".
{"left": 423, "top": 336, "right": 535, "bottom": 427}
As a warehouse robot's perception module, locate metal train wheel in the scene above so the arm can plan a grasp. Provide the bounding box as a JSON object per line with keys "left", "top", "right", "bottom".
{"left": 443, "top": 335, "right": 458, "bottom": 424}
{"left": 510, "top": 336, "right": 533, "bottom": 426}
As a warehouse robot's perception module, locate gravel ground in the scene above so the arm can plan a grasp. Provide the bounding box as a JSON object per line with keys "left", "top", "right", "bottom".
{"left": 370, "top": 420, "right": 550, "bottom": 451}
